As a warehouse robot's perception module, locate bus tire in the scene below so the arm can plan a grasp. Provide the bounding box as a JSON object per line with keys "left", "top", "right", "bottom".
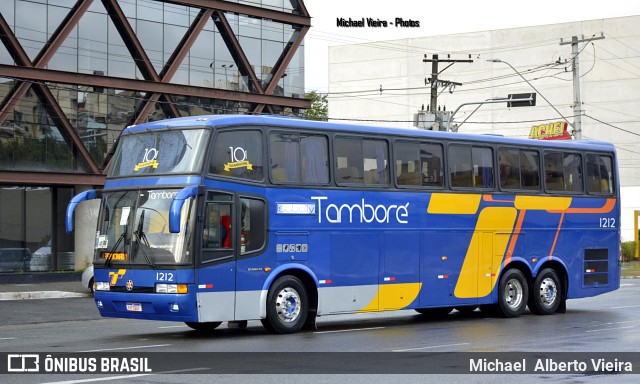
{"left": 528, "top": 268, "right": 562, "bottom": 315}
{"left": 497, "top": 269, "right": 528, "bottom": 318}
{"left": 261, "top": 275, "right": 308, "bottom": 334}
{"left": 415, "top": 307, "right": 453, "bottom": 317}
{"left": 184, "top": 321, "right": 222, "bottom": 331}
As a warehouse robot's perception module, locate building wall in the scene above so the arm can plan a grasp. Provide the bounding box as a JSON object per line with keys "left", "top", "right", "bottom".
{"left": 0, "top": 0, "right": 309, "bottom": 272}
{"left": 328, "top": 15, "right": 640, "bottom": 188}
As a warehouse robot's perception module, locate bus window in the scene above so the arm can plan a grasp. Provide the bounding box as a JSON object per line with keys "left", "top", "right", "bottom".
{"left": 544, "top": 151, "right": 583, "bottom": 193}
{"left": 240, "top": 197, "right": 266, "bottom": 255}
{"left": 269, "top": 132, "right": 329, "bottom": 184}
{"left": 363, "top": 139, "right": 389, "bottom": 186}
{"left": 210, "top": 130, "right": 264, "bottom": 181}
{"left": 449, "top": 145, "right": 493, "bottom": 189}
{"left": 498, "top": 148, "right": 540, "bottom": 191}
{"left": 335, "top": 137, "right": 388, "bottom": 186}
{"left": 586, "top": 154, "right": 614, "bottom": 194}
{"left": 395, "top": 141, "right": 443, "bottom": 188}
{"left": 204, "top": 203, "right": 230, "bottom": 249}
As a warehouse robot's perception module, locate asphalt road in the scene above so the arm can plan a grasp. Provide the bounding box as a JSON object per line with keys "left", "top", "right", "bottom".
{"left": 1, "top": 280, "right": 640, "bottom": 383}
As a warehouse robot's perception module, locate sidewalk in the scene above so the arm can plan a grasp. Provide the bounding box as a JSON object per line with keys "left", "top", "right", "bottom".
{"left": 0, "top": 273, "right": 91, "bottom": 301}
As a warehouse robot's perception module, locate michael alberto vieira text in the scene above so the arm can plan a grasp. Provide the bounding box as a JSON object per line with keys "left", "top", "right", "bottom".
{"left": 470, "top": 358, "right": 633, "bottom": 373}
{"left": 337, "top": 17, "right": 420, "bottom": 28}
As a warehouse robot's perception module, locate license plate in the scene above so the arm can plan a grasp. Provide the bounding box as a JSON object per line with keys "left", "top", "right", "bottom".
{"left": 126, "top": 302, "right": 142, "bottom": 312}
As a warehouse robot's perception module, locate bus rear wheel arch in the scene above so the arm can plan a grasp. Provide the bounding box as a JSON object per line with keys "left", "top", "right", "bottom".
{"left": 528, "top": 267, "right": 564, "bottom": 315}
{"left": 261, "top": 275, "right": 309, "bottom": 334}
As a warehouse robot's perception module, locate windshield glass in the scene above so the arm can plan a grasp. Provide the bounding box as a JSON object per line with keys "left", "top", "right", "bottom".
{"left": 95, "top": 189, "right": 194, "bottom": 266}
{"left": 108, "top": 128, "right": 210, "bottom": 177}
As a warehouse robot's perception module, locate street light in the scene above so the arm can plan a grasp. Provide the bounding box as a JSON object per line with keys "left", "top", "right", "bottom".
{"left": 487, "top": 59, "right": 575, "bottom": 138}
{"left": 222, "top": 64, "right": 234, "bottom": 90}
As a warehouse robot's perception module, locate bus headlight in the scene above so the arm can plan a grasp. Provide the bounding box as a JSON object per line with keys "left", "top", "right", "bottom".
{"left": 155, "top": 284, "right": 188, "bottom": 294}
{"left": 95, "top": 282, "right": 110, "bottom": 291}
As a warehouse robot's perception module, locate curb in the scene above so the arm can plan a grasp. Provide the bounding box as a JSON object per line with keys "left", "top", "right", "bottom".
{"left": 0, "top": 291, "right": 90, "bottom": 301}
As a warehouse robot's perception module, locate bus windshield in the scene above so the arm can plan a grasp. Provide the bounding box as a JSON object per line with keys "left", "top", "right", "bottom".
{"left": 95, "top": 189, "right": 194, "bottom": 266}
{"left": 108, "top": 128, "right": 210, "bottom": 177}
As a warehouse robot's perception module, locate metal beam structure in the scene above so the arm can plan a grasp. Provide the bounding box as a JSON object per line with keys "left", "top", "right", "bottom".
{"left": 0, "top": 0, "right": 311, "bottom": 182}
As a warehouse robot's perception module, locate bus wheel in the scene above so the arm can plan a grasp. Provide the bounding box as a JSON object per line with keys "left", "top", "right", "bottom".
{"left": 415, "top": 307, "right": 453, "bottom": 317}
{"left": 528, "top": 268, "right": 562, "bottom": 315}
{"left": 497, "top": 269, "right": 528, "bottom": 318}
{"left": 184, "top": 322, "right": 222, "bottom": 331}
{"left": 261, "top": 275, "right": 308, "bottom": 334}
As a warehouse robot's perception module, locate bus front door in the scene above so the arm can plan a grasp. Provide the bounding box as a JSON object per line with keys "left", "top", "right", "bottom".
{"left": 196, "top": 191, "right": 236, "bottom": 322}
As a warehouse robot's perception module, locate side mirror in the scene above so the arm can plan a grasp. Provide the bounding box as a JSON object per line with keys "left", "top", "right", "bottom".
{"left": 66, "top": 190, "right": 101, "bottom": 233}
{"left": 168, "top": 185, "right": 202, "bottom": 233}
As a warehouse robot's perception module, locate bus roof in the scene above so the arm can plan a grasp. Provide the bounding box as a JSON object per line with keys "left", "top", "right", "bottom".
{"left": 124, "top": 114, "right": 616, "bottom": 153}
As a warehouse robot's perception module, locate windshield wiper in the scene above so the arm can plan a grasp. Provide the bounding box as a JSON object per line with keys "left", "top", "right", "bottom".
{"left": 133, "top": 209, "right": 157, "bottom": 269}
{"left": 104, "top": 225, "right": 127, "bottom": 268}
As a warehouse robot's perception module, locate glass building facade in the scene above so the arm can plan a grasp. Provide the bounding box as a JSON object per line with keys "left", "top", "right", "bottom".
{"left": 0, "top": 0, "right": 310, "bottom": 272}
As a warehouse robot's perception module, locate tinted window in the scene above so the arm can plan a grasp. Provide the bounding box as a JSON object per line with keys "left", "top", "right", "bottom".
{"left": 498, "top": 148, "right": 540, "bottom": 191}
{"left": 586, "top": 154, "right": 614, "bottom": 194}
{"left": 210, "top": 130, "right": 264, "bottom": 181}
{"left": 335, "top": 137, "right": 388, "bottom": 186}
{"left": 544, "top": 151, "right": 583, "bottom": 193}
{"left": 240, "top": 197, "right": 266, "bottom": 255}
{"left": 449, "top": 145, "right": 494, "bottom": 189}
{"left": 269, "top": 132, "right": 329, "bottom": 184}
{"left": 395, "top": 141, "right": 443, "bottom": 187}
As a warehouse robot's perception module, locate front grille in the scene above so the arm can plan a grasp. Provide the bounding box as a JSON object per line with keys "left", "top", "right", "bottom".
{"left": 109, "top": 286, "right": 155, "bottom": 293}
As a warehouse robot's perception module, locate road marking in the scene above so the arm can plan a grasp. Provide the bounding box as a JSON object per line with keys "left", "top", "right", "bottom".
{"left": 314, "top": 326, "right": 385, "bottom": 334}
{"left": 608, "top": 304, "right": 640, "bottom": 309}
{"left": 79, "top": 344, "right": 171, "bottom": 353}
{"left": 0, "top": 337, "right": 15, "bottom": 340}
{"left": 585, "top": 326, "right": 634, "bottom": 333}
{"left": 157, "top": 325, "right": 188, "bottom": 329}
{"left": 39, "top": 368, "right": 209, "bottom": 384}
{"left": 393, "top": 342, "right": 470, "bottom": 352}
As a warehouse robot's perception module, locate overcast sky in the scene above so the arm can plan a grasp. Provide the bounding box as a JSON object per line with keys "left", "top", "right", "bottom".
{"left": 303, "top": 0, "right": 640, "bottom": 92}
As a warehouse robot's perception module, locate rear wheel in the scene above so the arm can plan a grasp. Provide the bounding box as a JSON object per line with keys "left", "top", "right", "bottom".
{"left": 415, "top": 307, "right": 453, "bottom": 317}
{"left": 497, "top": 269, "right": 529, "bottom": 318}
{"left": 184, "top": 322, "right": 222, "bottom": 331}
{"left": 528, "top": 268, "right": 562, "bottom": 315}
{"left": 261, "top": 275, "right": 308, "bottom": 334}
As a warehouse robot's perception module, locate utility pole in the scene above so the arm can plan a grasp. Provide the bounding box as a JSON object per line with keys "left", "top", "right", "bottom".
{"left": 417, "top": 54, "right": 473, "bottom": 131}
{"left": 560, "top": 33, "right": 605, "bottom": 140}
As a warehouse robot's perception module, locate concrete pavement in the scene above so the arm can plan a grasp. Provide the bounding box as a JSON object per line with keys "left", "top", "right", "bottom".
{"left": 0, "top": 273, "right": 91, "bottom": 301}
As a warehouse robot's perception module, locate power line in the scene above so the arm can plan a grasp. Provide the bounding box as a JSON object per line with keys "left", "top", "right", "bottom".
{"left": 584, "top": 114, "right": 640, "bottom": 138}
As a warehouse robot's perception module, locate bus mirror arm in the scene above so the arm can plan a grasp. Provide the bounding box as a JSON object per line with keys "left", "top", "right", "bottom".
{"left": 65, "top": 189, "right": 101, "bottom": 233}
{"left": 168, "top": 185, "right": 203, "bottom": 233}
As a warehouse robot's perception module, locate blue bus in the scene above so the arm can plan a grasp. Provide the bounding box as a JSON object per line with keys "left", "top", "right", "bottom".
{"left": 67, "top": 115, "right": 620, "bottom": 334}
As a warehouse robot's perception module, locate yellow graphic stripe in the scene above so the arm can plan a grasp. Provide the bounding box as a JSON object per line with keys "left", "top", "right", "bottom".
{"left": 428, "top": 193, "right": 481, "bottom": 214}
{"left": 359, "top": 283, "right": 422, "bottom": 312}
{"left": 454, "top": 207, "right": 517, "bottom": 299}
{"left": 514, "top": 196, "right": 572, "bottom": 211}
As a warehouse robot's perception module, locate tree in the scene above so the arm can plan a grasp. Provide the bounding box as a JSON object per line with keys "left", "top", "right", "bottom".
{"left": 304, "top": 91, "right": 328, "bottom": 121}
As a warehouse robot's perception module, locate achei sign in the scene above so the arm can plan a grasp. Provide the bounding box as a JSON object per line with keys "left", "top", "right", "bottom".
{"left": 529, "top": 121, "right": 572, "bottom": 140}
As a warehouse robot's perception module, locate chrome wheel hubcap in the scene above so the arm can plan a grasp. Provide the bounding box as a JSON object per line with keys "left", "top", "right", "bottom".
{"left": 275, "top": 287, "right": 301, "bottom": 323}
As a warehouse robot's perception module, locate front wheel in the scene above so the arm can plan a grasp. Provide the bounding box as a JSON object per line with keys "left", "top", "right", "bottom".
{"left": 497, "top": 269, "right": 529, "bottom": 318}
{"left": 261, "top": 275, "right": 308, "bottom": 334}
{"left": 184, "top": 321, "right": 222, "bottom": 331}
{"left": 528, "top": 268, "right": 562, "bottom": 315}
